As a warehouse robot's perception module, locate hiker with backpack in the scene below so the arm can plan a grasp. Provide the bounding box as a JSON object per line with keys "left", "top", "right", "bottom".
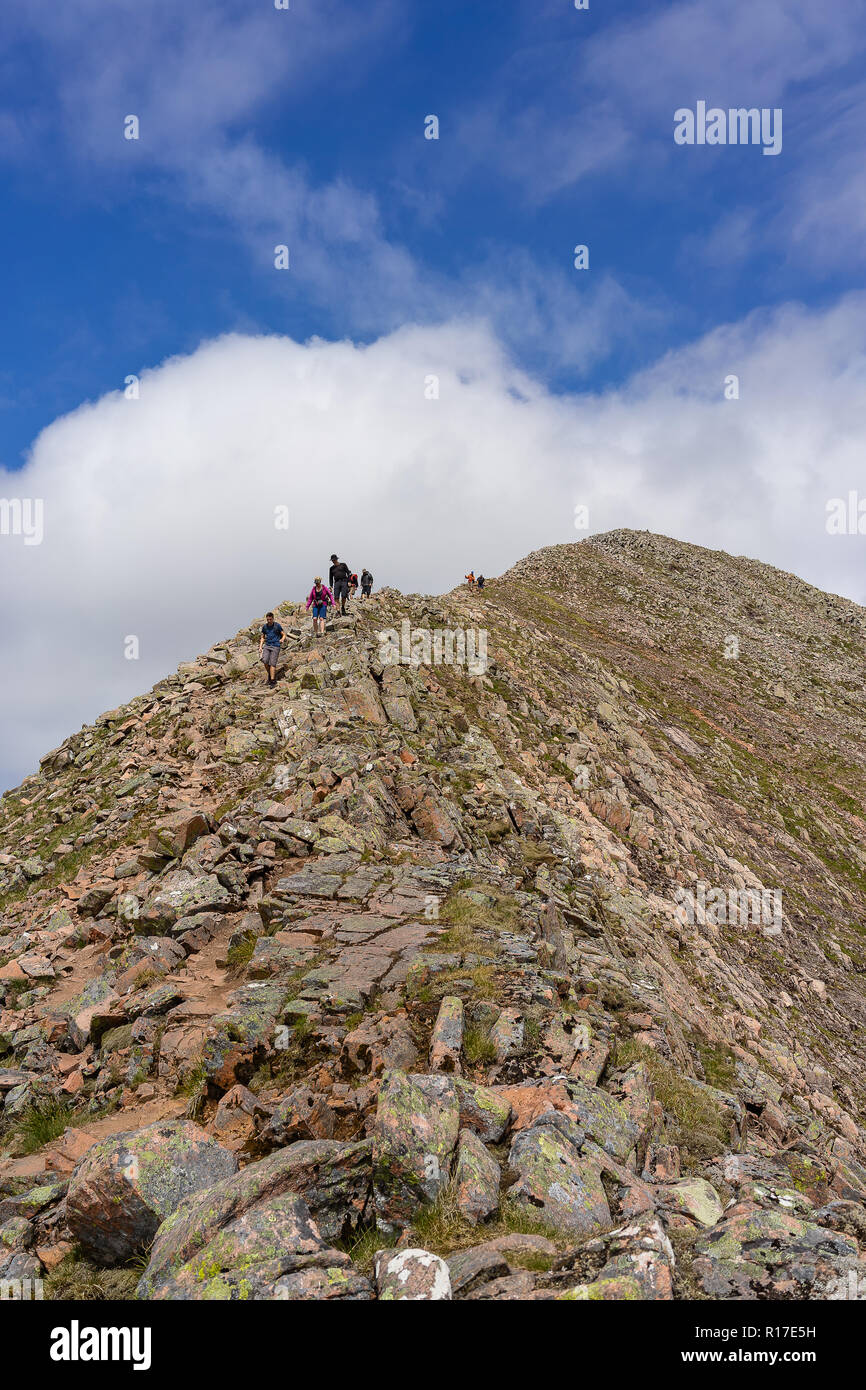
{"left": 306, "top": 577, "right": 334, "bottom": 637}
{"left": 360, "top": 568, "right": 373, "bottom": 598}
{"left": 258, "top": 611, "right": 286, "bottom": 685}
{"left": 329, "top": 554, "right": 352, "bottom": 615}
{"left": 465, "top": 571, "right": 475, "bottom": 587}
{"left": 349, "top": 571, "right": 359, "bottom": 599}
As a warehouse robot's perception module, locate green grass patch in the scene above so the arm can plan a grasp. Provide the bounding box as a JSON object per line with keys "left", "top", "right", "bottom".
{"left": 616, "top": 1039, "right": 731, "bottom": 1169}
{"left": 44, "top": 1252, "right": 141, "bottom": 1301}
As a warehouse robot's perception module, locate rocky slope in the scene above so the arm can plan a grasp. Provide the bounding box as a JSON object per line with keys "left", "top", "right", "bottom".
{"left": 1, "top": 530, "right": 865, "bottom": 1301}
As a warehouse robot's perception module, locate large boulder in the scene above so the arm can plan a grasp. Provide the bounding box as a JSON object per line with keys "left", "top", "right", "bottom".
{"left": 561, "top": 1080, "right": 640, "bottom": 1162}
{"left": 137, "top": 1144, "right": 374, "bottom": 1300}
{"left": 140, "top": 871, "right": 232, "bottom": 930}
{"left": 693, "top": 1205, "right": 864, "bottom": 1299}
{"left": 147, "top": 808, "right": 209, "bottom": 861}
{"left": 372, "top": 1070, "right": 459, "bottom": 1231}
{"left": 66, "top": 1119, "right": 238, "bottom": 1265}
{"left": 657, "top": 1177, "right": 724, "bottom": 1228}
{"left": 506, "top": 1115, "right": 611, "bottom": 1237}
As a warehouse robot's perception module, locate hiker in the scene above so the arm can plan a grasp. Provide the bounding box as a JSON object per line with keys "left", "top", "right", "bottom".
{"left": 349, "top": 571, "right": 359, "bottom": 599}
{"left": 306, "top": 576, "right": 334, "bottom": 637}
{"left": 465, "top": 571, "right": 475, "bottom": 587}
{"left": 258, "top": 611, "right": 286, "bottom": 685}
{"left": 477, "top": 574, "right": 485, "bottom": 591}
{"left": 329, "top": 554, "right": 352, "bottom": 615}
{"left": 360, "top": 567, "right": 373, "bottom": 597}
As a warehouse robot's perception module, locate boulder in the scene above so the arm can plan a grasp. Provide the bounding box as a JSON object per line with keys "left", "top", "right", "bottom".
{"left": 429, "top": 996, "right": 463, "bottom": 1074}
{"left": 141, "top": 870, "right": 232, "bottom": 929}
{"left": 372, "top": 1069, "right": 459, "bottom": 1230}
{"left": 657, "top": 1177, "right": 723, "bottom": 1228}
{"left": 137, "top": 1144, "right": 374, "bottom": 1299}
{"left": 66, "top": 1119, "right": 238, "bottom": 1265}
{"left": 693, "top": 1205, "right": 863, "bottom": 1299}
{"left": 375, "top": 1248, "right": 452, "bottom": 1300}
{"left": 506, "top": 1115, "right": 610, "bottom": 1237}
{"left": 147, "top": 809, "right": 209, "bottom": 861}
{"left": 453, "top": 1129, "right": 501, "bottom": 1225}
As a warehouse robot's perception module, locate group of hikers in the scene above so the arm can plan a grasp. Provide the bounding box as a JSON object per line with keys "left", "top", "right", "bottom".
{"left": 465, "top": 571, "right": 486, "bottom": 590}
{"left": 257, "top": 553, "right": 373, "bottom": 683}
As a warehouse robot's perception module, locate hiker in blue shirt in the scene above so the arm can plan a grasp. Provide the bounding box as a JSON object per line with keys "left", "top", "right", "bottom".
{"left": 258, "top": 611, "right": 285, "bottom": 686}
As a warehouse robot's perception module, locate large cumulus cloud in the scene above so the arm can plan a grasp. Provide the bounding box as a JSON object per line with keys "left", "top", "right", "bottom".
{"left": 2, "top": 298, "right": 865, "bottom": 791}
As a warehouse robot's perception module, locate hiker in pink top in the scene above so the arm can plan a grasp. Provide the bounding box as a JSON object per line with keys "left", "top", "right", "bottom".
{"left": 305, "top": 576, "right": 334, "bottom": 638}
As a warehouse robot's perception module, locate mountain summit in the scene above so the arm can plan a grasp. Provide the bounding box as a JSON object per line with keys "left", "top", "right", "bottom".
{"left": 2, "top": 531, "right": 865, "bottom": 1301}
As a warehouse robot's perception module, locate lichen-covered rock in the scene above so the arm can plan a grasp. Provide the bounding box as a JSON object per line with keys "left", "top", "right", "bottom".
{"left": 429, "top": 995, "right": 463, "bottom": 1074}
{"left": 415, "top": 1074, "right": 511, "bottom": 1143}
{"left": 340, "top": 1014, "right": 419, "bottom": 1078}
{"left": 258, "top": 1085, "right": 336, "bottom": 1146}
{"left": 657, "top": 1177, "right": 723, "bottom": 1228}
{"left": 506, "top": 1115, "right": 610, "bottom": 1236}
{"left": 490, "top": 1007, "right": 524, "bottom": 1061}
{"left": 66, "top": 1119, "right": 239, "bottom": 1264}
{"left": 454, "top": 1128, "right": 501, "bottom": 1225}
{"left": 372, "top": 1069, "right": 460, "bottom": 1231}
{"left": 147, "top": 808, "right": 209, "bottom": 861}
{"left": 562, "top": 1080, "right": 640, "bottom": 1163}
{"left": 212, "top": 1084, "right": 268, "bottom": 1149}
{"left": 693, "top": 1205, "right": 863, "bottom": 1299}
{"left": 138, "top": 1189, "right": 371, "bottom": 1301}
{"left": 141, "top": 870, "right": 232, "bottom": 929}
{"left": 202, "top": 983, "right": 286, "bottom": 1091}
{"left": 375, "top": 1247, "right": 452, "bottom": 1300}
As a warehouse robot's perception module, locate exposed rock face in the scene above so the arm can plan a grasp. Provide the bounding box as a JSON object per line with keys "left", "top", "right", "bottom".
{"left": 138, "top": 1186, "right": 372, "bottom": 1301}
{"left": 66, "top": 1119, "right": 238, "bottom": 1264}
{"left": 2, "top": 532, "right": 866, "bottom": 1299}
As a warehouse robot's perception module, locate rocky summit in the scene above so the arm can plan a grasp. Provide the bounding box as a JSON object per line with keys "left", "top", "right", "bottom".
{"left": 2, "top": 529, "right": 866, "bottom": 1303}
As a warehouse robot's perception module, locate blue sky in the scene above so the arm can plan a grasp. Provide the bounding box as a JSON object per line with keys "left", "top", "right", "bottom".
{"left": 2, "top": 0, "right": 863, "bottom": 467}
{"left": 2, "top": 0, "right": 866, "bottom": 790}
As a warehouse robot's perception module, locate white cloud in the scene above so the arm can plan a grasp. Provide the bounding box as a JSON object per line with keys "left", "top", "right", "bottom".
{"left": 3, "top": 298, "right": 866, "bottom": 791}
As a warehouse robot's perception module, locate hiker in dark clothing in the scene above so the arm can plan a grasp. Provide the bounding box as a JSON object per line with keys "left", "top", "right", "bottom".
{"left": 477, "top": 574, "right": 485, "bottom": 591}
{"left": 258, "top": 611, "right": 285, "bottom": 685}
{"left": 329, "top": 554, "right": 352, "bottom": 614}
{"left": 360, "top": 568, "right": 373, "bottom": 597}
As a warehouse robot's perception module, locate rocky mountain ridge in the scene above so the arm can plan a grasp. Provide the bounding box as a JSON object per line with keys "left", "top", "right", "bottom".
{"left": 1, "top": 530, "right": 865, "bottom": 1301}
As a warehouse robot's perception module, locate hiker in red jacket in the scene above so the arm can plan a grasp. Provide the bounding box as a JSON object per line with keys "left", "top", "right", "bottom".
{"left": 305, "top": 577, "right": 334, "bottom": 638}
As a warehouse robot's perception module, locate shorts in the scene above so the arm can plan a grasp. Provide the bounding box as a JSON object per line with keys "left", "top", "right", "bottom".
{"left": 334, "top": 580, "right": 349, "bottom": 601}
{"left": 312, "top": 604, "right": 328, "bottom": 619}
{"left": 261, "top": 644, "right": 280, "bottom": 668}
